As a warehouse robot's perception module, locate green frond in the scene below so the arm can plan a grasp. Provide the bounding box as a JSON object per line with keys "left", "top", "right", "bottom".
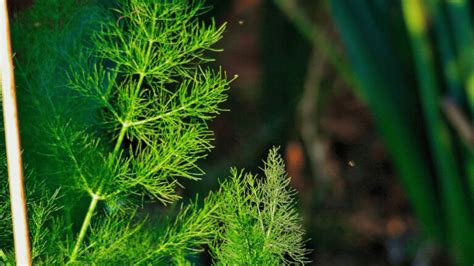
{"left": 94, "top": 0, "right": 224, "bottom": 79}
{"left": 75, "top": 210, "right": 148, "bottom": 264}
{"left": 211, "top": 147, "right": 310, "bottom": 265}
{"left": 0, "top": 174, "right": 66, "bottom": 265}
{"left": 0, "top": 154, "right": 11, "bottom": 247}
{"left": 71, "top": 195, "right": 219, "bottom": 264}
{"left": 59, "top": 0, "right": 231, "bottom": 204}
{"left": 139, "top": 195, "right": 220, "bottom": 264}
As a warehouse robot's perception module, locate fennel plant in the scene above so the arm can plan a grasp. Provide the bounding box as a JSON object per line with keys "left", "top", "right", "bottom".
{"left": 0, "top": 0, "right": 309, "bottom": 264}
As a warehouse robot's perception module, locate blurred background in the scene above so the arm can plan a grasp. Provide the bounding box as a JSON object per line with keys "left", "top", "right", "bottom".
{"left": 10, "top": 0, "right": 474, "bottom": 265}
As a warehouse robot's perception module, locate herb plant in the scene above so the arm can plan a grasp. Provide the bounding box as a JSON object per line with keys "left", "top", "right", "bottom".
{"left": 1, "top": 0, "right": 309, "bottom": 264}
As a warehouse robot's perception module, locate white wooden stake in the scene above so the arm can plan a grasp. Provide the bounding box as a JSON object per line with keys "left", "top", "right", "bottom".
{"left": 0, "top": 1, "right": 32, "bottom": 265}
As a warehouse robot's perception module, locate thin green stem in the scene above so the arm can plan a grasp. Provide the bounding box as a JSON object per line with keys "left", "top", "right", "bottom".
{"left": 67, "top": 111, "right": 131, "bottom": 263}
{"left": 68, "top": 193, "right": 100, "bottom": 263}
{"left": 129, "top": 101, "right": 190, "bottom": 127}
{"left": 0, "top": 249, "right": 6, "bottom": 262}
{"left": 113, "top": 72, "right": 145, "bottom": 155}
{"left": 67, "top": 70, "right": 148, "bottom": 262}
{"left": 113, "top": 123, "right": 129, "bottom": 155}
{"left": 136, "top": 245, "right": 166, "bottom": 264}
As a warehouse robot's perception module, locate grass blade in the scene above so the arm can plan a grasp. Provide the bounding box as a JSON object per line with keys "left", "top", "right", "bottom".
{"left": 402, "top": 1, "right": 474, "bottom": 264}
{"left": 329, "top": 0, "right": 444, "bottom": 241}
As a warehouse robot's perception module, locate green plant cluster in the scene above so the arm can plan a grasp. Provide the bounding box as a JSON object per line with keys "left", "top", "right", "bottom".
{"left": 211, "top": 148, "right": 308, "bottom": 265}
{"left": 0, "top": 0, "right": 308, "bottom": 264}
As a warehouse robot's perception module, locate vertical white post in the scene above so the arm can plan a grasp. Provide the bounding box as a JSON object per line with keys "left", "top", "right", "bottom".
{"left": 0, "top": 1, "right": 32, "bottom": 265}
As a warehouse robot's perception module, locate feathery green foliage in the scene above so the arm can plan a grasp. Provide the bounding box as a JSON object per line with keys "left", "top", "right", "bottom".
{"left": 71, "top": 195, "right": 220, "bottom": 264}
{"left": 12, "top": 0, "right": 229, "bottom": 262}
{"left": 1, "top": 0, "right": 309, "bottom": 264}
{"left": 0, "top": 154, "right": 11, "bottom": 248}
{"left": 0, "top": 175, "right": 65, "bottom": 264}
{"left": 211, "top": 148, "right": 309, "bottom": 265}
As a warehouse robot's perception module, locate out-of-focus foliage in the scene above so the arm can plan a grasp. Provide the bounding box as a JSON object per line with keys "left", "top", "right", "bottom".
{"left": 275, "top": 0, "right": 474, "bottom": 264}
